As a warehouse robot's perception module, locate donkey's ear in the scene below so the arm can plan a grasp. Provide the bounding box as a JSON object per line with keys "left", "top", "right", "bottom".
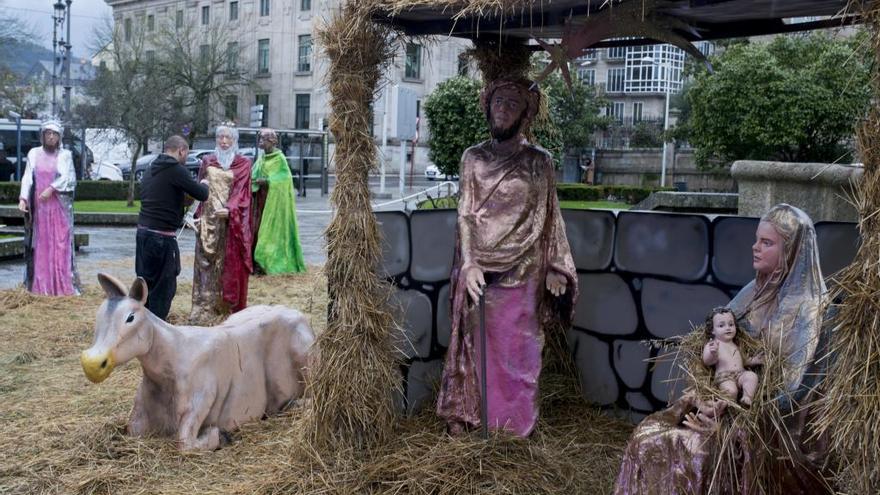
{"left": 98, "top": 273, "right": 127, "bottom": 299}
{"left": 129, "top": 277, "right": 149, "bottom": 305}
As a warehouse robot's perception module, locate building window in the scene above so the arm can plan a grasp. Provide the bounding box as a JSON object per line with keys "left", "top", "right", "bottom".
{"left": 297, "top": 35, "right": 312, "bottom": 72}
{"left": 124, "top": 18, "right": 132, "bottom": 41}
{"left": 201, "top": 5, "right": 210, "bottom": 25}
{"left": 255, "top": 94, "right": 269, "bottom": 126}
{"left": 175, "top": 10, "right": 183, "bottom": 28}
{"left": 145, "top": 50, "right": 156, "bottom": 63}
{"left": 606, "top": 68, "right": 625, "bottom": 92}
{"left": 199, "top": 44, "right": 210, "bottom": 66}
{"left": 301, "top": 0, "right": 310, "bottom": 11}
{"left": 457, "top": 53, "right": 468, "bottom": 76}
{"left": 607, "top": 102, "right": 624, "bottom": 122}
{"left": 226, "top": 42, "right": 238, "bottom": 74}
{"left": 624, "top": 44, "right": 686, "bottom": 93}
{"left": 607, "top": 46, "right": 627, "bottom": 59}
{"left": 257, "top": 39, "right": 270, "bottom": 74}
{"left": 632, "top": 102, "right": 643, "bottom": 123}
{"left": 229, "top": 1, "right": 238, "bottom": 21}
{"left": 147, "top": 14, "right": 154, "bottom": 31}
{"left": 224, "top": 95, "right": 238, "bottom": 121}
{"left": 577, "top": 68, "right": 595, "bottom": 86}
{"left": 295, "top": 94, "right": 310, "bottom": 129}
{"left": 405, "top": 43, "right": 421, "bottom": 80}
{"left": 582, "top": 49, "right": 597, "bottom": 59}
{"left": 259, "top": 0, "right": 269, "bottom": 16}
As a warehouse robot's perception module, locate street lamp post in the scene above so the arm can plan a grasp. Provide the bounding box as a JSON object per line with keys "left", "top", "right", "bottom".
{"left": 641, "top": 56, "right": 672, "bottom": 188}
{"left": 63, "top": 0, "right": 73, "bottom": 126}
{"left": 52, "top": 0, "right": 66, "bottom": 116}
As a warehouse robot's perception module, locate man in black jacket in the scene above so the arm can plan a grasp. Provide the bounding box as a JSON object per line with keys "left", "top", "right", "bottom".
{"left": 136, "top": 135, "right": 209, "bottom": 320}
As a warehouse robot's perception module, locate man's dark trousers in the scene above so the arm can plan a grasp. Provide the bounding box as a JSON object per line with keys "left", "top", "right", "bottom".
{"left": 135, "top": 228, "right": 180, "bottom": 320}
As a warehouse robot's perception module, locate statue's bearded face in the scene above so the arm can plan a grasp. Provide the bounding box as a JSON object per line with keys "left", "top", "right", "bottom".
{"left": 488, "top": 86, "right": 526, "bottom": 141}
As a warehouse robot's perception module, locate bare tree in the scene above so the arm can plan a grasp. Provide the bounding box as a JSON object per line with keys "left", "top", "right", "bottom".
{"left": 0, "top": 0, "right": 38, "bottom": 45}
{"left": 0, "top": 68, "right": 49, "bottom": 117}
{"left": 151, "top": 20, "right": 254, "bottom": 138}
{"left": 78, "top": 20, "right": 179, "bottom": 205}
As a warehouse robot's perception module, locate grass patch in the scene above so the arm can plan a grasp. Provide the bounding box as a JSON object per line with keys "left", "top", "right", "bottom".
{"left": 559, "top": 200, "right": 629, "bottom": 210}
{"left": 74, "top": 200, "right": 141, "bottom": 213}
{"left": 418, "top": 198, "right": 630, "bottom": 210}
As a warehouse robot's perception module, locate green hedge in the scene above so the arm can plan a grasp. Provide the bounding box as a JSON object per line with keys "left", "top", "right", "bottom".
{"left": 417, "top": 184, "right": 668, "bottom": 210}
{"left": 556, "top": 184, "right": 669, "bottom": 204}
{"left": 0, "top": 181, "right": 141, "bottom": 202}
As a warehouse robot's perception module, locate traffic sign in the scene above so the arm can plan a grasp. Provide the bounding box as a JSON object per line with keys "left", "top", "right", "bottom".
{"left": 249, "top": 104, "right": 264, "bottom": 127}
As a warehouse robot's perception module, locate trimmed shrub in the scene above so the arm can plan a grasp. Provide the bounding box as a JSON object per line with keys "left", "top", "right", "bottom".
{"left": 418, "top": 184, "right": 669, "bottom": 209}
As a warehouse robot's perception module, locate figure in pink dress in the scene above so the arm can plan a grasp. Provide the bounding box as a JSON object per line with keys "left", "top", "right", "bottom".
{"left": 17, "top": 119, "right": 79, "bottom": 295}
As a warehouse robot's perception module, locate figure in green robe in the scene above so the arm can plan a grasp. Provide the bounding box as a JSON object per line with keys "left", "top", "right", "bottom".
{"left": 250, "top": 128, "right": 306, "bottom": 274}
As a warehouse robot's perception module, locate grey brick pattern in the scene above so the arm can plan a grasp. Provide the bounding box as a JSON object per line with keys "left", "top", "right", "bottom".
{"left": 377, "top": 209, "right": 858, "bottom": 421}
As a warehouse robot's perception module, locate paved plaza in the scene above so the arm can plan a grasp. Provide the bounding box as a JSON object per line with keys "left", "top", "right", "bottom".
{"left": 0, "top": 180, "right": 458, "bottom": 290}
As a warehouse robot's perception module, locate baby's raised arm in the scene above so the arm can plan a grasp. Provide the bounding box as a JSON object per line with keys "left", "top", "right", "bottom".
{"left": 702, "top": 340, "right": 719, "bottom": 366}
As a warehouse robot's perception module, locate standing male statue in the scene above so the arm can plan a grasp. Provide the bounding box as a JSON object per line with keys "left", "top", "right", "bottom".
{"left": 436, "top": 78, "right": 578, "bottom": 437}
{"left": 190, "top": 124, "right": 253, "bottom": 324}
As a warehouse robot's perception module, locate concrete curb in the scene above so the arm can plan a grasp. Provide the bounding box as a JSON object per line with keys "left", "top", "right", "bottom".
{"left": 0, "top": 206, "right": 139, "bottom": 225}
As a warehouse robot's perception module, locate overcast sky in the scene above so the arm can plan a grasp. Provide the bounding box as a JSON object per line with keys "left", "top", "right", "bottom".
{"left": 6, "top": 0, "right": 112, "bottom": 57}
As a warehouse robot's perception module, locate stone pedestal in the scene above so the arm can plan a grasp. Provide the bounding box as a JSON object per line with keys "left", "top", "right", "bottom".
{"left": 731, "top": 160, "right": 863, "bottom": 222}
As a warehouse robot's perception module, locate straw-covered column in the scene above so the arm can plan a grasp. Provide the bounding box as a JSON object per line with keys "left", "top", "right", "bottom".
{"left": 307, "top": 3, "right": 398, "bottom": 448}
{"left": 812, "top": 2, "right": 880, "bottom": 492}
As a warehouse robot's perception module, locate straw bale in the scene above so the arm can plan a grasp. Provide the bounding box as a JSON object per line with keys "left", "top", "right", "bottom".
{"left": 0, "top": 272, "right": 633, "bottom": 495}
{"left": 309, "top": 1, "right": 402, "bottom": 450}
{"left": 809, "top": 5, "right": 880, "bottom": 493}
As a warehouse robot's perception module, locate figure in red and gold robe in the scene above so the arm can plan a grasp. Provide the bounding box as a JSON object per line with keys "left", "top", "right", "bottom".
{"left": 436, "top": 78, "right": 578, "bottom": 437}
{"left": 190, "top": 124, "right": 252, "bottom": 324}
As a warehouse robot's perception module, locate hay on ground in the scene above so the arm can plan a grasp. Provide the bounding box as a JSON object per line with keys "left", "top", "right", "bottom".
{"left": 0, "top": 272, "right": 633, "bottom": 495}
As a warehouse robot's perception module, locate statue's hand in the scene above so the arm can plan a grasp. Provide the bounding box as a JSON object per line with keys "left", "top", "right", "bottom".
{"left": 462, "top": 264, "right": 485, "bottom": 304}
{"left": 682, "top": 411, "right": 718, "bottom": 433}
{"left": 545, "top": 270, "right": 567, "bottom": 297}
{"left": 39, "top": 187, "right": 54, "bottom": 201}
{"left": 18, "top": 199, "right": 28, "bottom": 212}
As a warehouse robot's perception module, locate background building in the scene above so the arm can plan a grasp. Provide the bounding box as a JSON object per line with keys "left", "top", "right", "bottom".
{"left": 104, "top": 0, "right": 470, "bottom": 145}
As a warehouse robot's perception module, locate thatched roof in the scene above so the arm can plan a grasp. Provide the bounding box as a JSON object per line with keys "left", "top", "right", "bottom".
{"left": 371, "top": 0, "right": 856, "bottom": 45}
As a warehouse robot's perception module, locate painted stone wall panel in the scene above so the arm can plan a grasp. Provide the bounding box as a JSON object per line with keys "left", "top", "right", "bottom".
{"left": 573, "top": 273, "right": 638, "bottom": 336}
{"left": 712, "top": 216, "right": 759, "bottom": 287}
{"left": 410, "top": 209, "right": 457, "bottom": 282}
{"left": 569, "top": 331, "right": 619, "bottom": 406}
{"left": 815, "top": 221, "right": 860, "bottom": 278}
{"left": 376, "top": 211, "right": 410, "bottom": 277}
{"left": 562, "top": 209, "right": 616, "bottom": 271}
{"left": 390, "top": 288, "right": 433, "bottom": 359}
{"left": 641, "top": 278, "right": 731, "bottom": 339}
{"left": 615, "top": 212, "right": 710, "bottom": 281}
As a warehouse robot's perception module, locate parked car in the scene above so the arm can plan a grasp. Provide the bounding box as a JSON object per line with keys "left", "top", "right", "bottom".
{"left": 119, "top": 153, "right": 202, "bottom": 181}
{"left": 425, "top": 164, "right": 458, "bottom": 181}
{"left": 90, "top": 161, "right": 123, "bottom": 181}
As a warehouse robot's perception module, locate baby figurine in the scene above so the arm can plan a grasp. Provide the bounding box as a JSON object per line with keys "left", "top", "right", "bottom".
{"left": 702, "top": 307, "right": 761, "bottom": 406}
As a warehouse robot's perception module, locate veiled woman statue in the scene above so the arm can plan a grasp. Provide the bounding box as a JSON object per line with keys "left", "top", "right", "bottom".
{"left": 615, "top": 204, "right": 832, "bottom": 494}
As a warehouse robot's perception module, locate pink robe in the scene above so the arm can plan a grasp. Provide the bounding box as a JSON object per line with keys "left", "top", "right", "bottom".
{"left": 29, "top": 150, "right": 76, "bottom": 296}
{"left": 436, "top": 140, "right": 577, "bottom": 437}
